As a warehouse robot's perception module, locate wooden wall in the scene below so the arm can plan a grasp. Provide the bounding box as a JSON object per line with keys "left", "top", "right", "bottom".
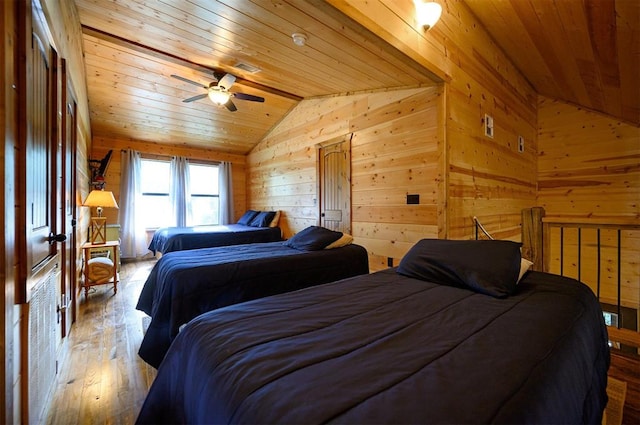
{"left": 1, "top": 2, "right": 18, "bottom": 422}
{"left": 326, "top": 1, "right": 539, "bottom": 243}
{"left": 538, "top": 97, "right": 640, "bottom": 312}
{"left": 1, "top": 0, "right": 92, "bottom": 422}
{"left": 90, "top": 137, "right": 248, "bottom": 228}
{"left": 248, "top": 87, "right": 442, "bottom": 270}
{"left": 43, "top": 0, "right": 92, "bottom": 241}
{"left": 249, "top": 0, "right": 539, "bottom": 269}
{"left": 538, "top": 97, "right": 639, "bottom": 220}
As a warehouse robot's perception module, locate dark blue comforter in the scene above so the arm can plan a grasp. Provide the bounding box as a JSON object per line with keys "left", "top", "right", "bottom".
{"left": 138, "top": 269, "right": 609, "bottom": 424}
{"left": 136, "top": 241, "right": 369, "bottom": 368}
{"left": 148, "top": 224, "right": 282, "bottom": 254}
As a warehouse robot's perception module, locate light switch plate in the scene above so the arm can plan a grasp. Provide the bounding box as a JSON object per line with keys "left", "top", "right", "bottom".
{"left": 484, "top": 114, "right": 494, "bottom": 138}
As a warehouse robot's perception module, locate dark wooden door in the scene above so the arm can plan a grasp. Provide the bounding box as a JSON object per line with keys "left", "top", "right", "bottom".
{"left": 318, "top": 136, "right": 351, "bottom": 233}
{"left": 26, "top": 21, "right": 57, "bottom": 274}
{"left": 19, "top": 2, "right": 61, "bottom": 422}
{"left": 60, "top": 59, "right": 77, "bottom": 336}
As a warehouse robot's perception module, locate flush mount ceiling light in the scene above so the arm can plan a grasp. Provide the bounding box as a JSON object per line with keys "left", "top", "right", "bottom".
{"left": 291, "top": 32, "right": 307, "bottom": 47}
{"left": 414, "top": 0, "right": 442, "bottom": 31}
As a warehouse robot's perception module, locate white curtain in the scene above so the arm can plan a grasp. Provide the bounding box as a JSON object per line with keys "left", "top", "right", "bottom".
{"left": 170, "top": 156, "right": 191, "bottom": 227}
{"left": 119, "top": 150, "right": 148, "bottom": 258}
{"left": 219, "top": 161, "right": 234, "bottom": 224}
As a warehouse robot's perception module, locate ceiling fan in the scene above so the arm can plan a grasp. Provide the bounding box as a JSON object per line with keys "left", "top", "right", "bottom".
{"left": 171, "top": 72, "right": 265, "bottom": 111}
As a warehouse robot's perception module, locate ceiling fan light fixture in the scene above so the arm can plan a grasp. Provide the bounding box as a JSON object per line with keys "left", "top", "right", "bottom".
{"left": 291, "top": 33, "right": 307, "bottom": 47}
{"left": 208, "top": 88, "right": 230, "bottom": 105}
{"left": 414, "top": 0, "right": 442, "bottom": 31}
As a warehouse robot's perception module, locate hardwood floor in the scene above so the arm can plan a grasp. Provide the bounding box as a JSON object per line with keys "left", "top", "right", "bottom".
{"left": 45, "top": 259, "right": 157, "bottom": 425}
{"left": 609, "top": 350, "right": 640, "bottom": 425}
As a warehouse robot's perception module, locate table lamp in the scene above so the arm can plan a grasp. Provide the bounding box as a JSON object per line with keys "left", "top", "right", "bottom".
{"left": 83, "top": 189, "right": 119, "bottom": 244}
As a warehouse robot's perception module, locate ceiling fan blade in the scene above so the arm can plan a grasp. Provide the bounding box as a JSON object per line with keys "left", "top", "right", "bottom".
{"left": 233, "top": 92, "right": 265, "bottom": 102}
{"left": 183, "top": 93, "right": 208, "bottom": 103}
{"left": 224, "top": 99, "right": 237, "bottom": 112}
{"left": 213, "top": 71, "right": 225, "bottom": 82}
{"left": 171, "top": 74, "right": 207, "bottom": 89}
{"left": 218, "top": 73, "right": 237, "bottom": 90}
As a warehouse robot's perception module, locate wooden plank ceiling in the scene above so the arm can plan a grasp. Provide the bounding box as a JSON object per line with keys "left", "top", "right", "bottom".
{"left": 74, "top": 0, "right": 439, "bottom": 155}
{"left": 75, "top": 0, "right": 639, "bottom": 156}
{"left": 464, "top": 0, "right": 639, "bottom": 126}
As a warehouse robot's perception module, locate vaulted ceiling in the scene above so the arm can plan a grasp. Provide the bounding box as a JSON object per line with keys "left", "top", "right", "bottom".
{"left": 74, "top": 0, "right": 438, "bottom": 155}
{"left": 464, "top": 0, "right": 639, "bottom": 126}
{"left": 74, "top": 0, "right": 639, "bottom": 156}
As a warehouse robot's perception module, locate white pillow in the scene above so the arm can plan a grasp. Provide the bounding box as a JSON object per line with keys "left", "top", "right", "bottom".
{"left": 324, "top": 233, "right": 353, "bottom": 249}
{"left": 517, "top": 258, "right": 534, "bottom": 284}
{"left": 269, "top": 210, "right": 281, "bottom": 227}
{"left": 87, "top": 257, "right": 115, "bottom": 283}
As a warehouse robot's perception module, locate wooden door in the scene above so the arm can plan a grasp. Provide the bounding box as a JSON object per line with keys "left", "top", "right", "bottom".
{"left": 26, "top": 16, "right": 57, "bottom": 275}
{"left": 18, "top": 2, "right": 61, "bottom": 422}
{"left": 318, "top": 135, "right": 351, "bottom": 233}
{"left": 60, "top": 59, "right": 77, "bottom": 336}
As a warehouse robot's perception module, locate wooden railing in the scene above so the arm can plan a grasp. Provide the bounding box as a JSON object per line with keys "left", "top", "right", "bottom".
{"left": 521, "top": 208, "right": 640, "bottom": 352}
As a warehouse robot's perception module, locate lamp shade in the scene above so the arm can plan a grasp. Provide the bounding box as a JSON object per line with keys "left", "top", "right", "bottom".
{"left": 83, "top": 190, "right": 119, "bottom": 209}
{"left": 83, "top": 190, "right": 118, "bottom": 244}
{"left": 415, "top": 0, "right": 442, "bottom": 30}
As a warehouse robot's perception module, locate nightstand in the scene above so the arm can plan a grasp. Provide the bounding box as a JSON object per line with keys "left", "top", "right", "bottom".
{"left": 82, "top": 240, "right": 120, "bottom": 298}
{"left": 88, "top": 224, "right": 121, "bottom": 271}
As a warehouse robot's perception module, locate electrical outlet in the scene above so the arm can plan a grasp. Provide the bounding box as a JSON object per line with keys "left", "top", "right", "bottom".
{"left": 484, "top": 114, "right": 494, "bottom": 138}
{"left": 518, "top": 136, "right": 525, "bottom": 153}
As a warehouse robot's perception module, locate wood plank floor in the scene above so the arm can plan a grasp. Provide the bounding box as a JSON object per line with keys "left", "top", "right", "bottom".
{"left": 609, "top": 350, "right": 640, "bottom": 425}
{"left": 42, "top": 258, "right": 640, "bottom": 424}
{"left": 45, "top": 259, "right": 157, "bottom": 425}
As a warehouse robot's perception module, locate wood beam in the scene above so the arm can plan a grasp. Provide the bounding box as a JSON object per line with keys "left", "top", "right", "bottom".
{"left": 81, "top": 25, "right": 303, "bottom": 101}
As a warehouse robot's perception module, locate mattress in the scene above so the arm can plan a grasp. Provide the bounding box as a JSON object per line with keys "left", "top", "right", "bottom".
{"left": 136, "top": 241, "right": 370, "bottom": 368}
{"left": 148, "top": 224, "right": 282, "bottom": 254}
{"left": 137, "top": 246, "right": 609, "bottom": 424}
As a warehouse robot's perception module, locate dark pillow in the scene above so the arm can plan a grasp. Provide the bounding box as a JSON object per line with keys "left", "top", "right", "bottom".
{"left": 237, "top": 210, "right": 259, "bottom": 225}
{"left": 249, "top": 211, "right": 277, "bottom": 227}
{"left": 397, "top": 239, "right": 522, "bottom": 298}
{"left": 284, "top": 226, "right": 343, "bottom": 251}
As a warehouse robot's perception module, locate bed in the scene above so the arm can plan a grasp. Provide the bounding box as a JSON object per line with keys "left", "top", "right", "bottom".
{"left": 137, "top": 239, "right": 610, "bottom": 424}
{"left": 148, "top": 210, "right": 282, "bottom": 255}
{"left": 137, "top": 227, "right": 370, "bottom": 368}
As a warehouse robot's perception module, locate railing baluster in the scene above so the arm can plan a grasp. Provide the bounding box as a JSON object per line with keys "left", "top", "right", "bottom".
{"left": 560, "top": 227, "right": 564, "bottom": 276}
{"left": 577, "top": 228, "right": 581, "bottom": 282}
{"left": 617, "top": 229, "right": 621, "bottom": 328}
{"left": 597, "top": 229, "right": 601, "bottom": 299}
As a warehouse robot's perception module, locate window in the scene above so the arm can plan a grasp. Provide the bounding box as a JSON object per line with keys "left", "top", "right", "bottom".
{"left": 140, "top": 159, "right": 171, "bottom": 228}
{"left": 139, "top": 158, "right": 220, "bottom": 229}
{"left": 188, "top": 163, "right": 219, "bottom": 226}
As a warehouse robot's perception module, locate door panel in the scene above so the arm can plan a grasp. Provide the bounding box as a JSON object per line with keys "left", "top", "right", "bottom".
{"left": 27, "top": 29, "right": 55, "bottom": 269}
{"left": 20, "top": 2, "right": 61, "bottom": 422}
{"left": 60, "top": 58, "right": 77, "bottom": 336}
{"left": 318, "top": 136, "right": 351, "bottom": 234}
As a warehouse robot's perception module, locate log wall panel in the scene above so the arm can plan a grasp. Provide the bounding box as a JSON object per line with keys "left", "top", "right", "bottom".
{"left": 327, "top": 0, "right": 539, "bottom": 242}
{"left": 538, "top": 98, "right": 639, "bottom": 218}
{"left": 248, "top": 87, "right": 442, "bottom": 267}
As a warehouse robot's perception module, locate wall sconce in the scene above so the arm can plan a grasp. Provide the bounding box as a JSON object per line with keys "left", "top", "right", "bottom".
{"left": 83, "top": 189, "right": 119, "bottom": 244}
{"left": 414, "top": 0, "right": 442, "bottom": 31}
